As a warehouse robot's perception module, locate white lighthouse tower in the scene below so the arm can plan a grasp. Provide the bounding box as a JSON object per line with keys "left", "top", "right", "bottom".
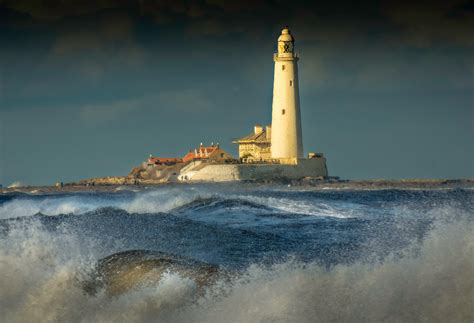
{"left": 270, "top": 26, "right": 304, "bottom": 160}
{"left": 232, "top": 26, "right": 328, "bottom": 179}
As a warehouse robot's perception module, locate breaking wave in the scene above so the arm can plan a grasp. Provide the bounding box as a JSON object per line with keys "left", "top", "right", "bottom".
{"left": 0, "top": 187, "right": 364, "bottom": 220}
{"left": 0, "top": 218, "right": 472, "bottom": 322}
{"left": 0, "top": 187, "right": 472, "bottom": 322}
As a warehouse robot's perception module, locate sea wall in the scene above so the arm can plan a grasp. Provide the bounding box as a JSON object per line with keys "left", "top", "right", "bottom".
{"left": 186, "top": 157, "right": 328, "bottom": 182}
{"left": 187, "top": 164, "right": 240, "bottom": 181}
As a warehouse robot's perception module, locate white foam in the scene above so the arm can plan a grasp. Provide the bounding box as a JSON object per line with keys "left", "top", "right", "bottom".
{"left": 0, "top": 217, "right": 472, "bottom": 322}
{"left": 123, "top": 188, "right": 203, "bottom": 214}
{"left": 231, "top": 194, "right": 361, "bottom": 218}
{"left": 7, "top": 181, "right": 24, "bottom": 188}
{"left": 0, "top": 187, "right": 218, "bottom": 219}
{"left": 0, "top": 196, "right": 111, "bottom": 219}
{"left": 190, "top": 220, "right": 473, "bottom": 322}
{"left": 0, "top": 186, "right": 469, "bottom": 222}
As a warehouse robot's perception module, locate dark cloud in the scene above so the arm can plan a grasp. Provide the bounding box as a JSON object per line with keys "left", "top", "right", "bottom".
{"left": 205, "top": 0, "right": 269, "bottom": 12}
{"left": 0, "top": 0, "right": 125, "bottom": 20}
{"left": 0, "top": 0, "right": 271, "bottom": 23}
{"left": 383, "top": 0, "right": 474, "bottom": 47}
{"left": 1, "top": 0, "right": 473, "bottom": 46}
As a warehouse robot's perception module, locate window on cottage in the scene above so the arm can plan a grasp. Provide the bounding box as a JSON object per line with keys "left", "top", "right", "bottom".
{"left": 289, "top": 80, "right": 293, "bottom": 86}
{"left": 282, "top": 109, "right": 286, "bottom": 115}
{"left": 282, "top": 65, "right": 285, "bottom": 71}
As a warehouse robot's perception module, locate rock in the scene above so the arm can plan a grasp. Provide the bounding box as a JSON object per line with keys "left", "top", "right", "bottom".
{"left": 83, "top": 250, "right": 224, "bottom": 297}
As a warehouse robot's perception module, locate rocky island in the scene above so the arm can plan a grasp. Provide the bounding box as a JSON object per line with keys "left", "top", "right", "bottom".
{"left": 75, "top": 27, "right": 330, "bottom": 186}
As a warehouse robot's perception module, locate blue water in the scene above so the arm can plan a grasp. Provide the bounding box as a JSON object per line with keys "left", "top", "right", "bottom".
{"left": 0, "top": 184, "right": 473, "bottom": 322}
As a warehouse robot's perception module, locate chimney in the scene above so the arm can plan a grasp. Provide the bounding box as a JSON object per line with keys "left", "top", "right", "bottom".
{"left": 254, "top": 124, "right": 263, "bottom": 134}
{"left": 266, "top": 125, "right": 272, "bottom": 140}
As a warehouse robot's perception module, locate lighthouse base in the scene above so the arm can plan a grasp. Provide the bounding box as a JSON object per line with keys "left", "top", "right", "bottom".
{"left": 180, "top": 157, "right": 328, "bottom": 182}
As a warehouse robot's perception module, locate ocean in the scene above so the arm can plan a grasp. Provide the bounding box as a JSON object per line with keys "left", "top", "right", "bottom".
{"left": 0, "top": 184, "right": 472, "bottom": 322}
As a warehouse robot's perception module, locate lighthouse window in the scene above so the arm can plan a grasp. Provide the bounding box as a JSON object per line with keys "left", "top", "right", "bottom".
{"left": 282, "top": 109, "right": 286, "bottom": 115}
{"left": 282, "top": 65, "right": 285, "bottom": 71}
{"left": 290, "top": 80, "right": 293, "bottom": 86}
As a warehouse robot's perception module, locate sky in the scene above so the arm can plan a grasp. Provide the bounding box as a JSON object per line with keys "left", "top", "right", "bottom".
{"left": 0, "top": 0, "right": 473, "bottom": 185}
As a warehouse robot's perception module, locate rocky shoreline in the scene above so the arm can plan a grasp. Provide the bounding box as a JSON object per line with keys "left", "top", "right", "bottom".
{"left": 1, "top": 178, "right": 473, "bottom": 195}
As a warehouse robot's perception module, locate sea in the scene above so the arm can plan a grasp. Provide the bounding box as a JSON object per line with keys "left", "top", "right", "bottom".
{"left": 0, "top": 184, "right": 472, "bottom": 322}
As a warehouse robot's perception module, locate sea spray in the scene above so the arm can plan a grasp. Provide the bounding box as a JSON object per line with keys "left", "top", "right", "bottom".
{"left": 0, "top": 186, "right": 472, "bottom": 322}
{"left": 0, "top": 218, "right": 472, "bottom": 322}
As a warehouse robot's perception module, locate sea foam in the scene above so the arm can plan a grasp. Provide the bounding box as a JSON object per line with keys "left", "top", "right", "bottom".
{"left": 0, "top": 217, "right": 472, "bottom": 322}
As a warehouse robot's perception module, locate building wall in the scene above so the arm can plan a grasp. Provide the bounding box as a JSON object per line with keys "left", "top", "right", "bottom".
{"left": 205, "top": 148, "right": 233, "bottom": 161}
{"left": 271, "top": 56, "right": 303, "bottom": 159}
{"left": 238, "top": 142, "right": 271, "bottom": 160}
{"left": 185, "top": 158, "right": 327, "bottom": 182}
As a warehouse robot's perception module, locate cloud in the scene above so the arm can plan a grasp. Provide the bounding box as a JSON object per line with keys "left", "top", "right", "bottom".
{"left": 0, "top": 0, "right": 125, "bottom": 20}
{"left": 383, "top": 0, "right": 474, "bottom": 47}
{"left": 157, "top": 89, "right": 214, "bottom": 113}
{"left": 2, "top": 0, "right": 473, "bottom": 97}
{"left": 285, "top": 3, "right": 474, "bottom": 92}
{"left": 79, "top": 97, "right": 145, "bottom": 124}
{"left": 52, "top": 13, "right": 134, "bottom": 52}
{"left": 186, "top": 18, "right": 248, "bottom": 36}
{"left": 138, "top": 0, "right": 206, "bottom": 23}
{"left": 298, "top": 42, "right": 474, "bottom": 93}
{"left": 0, "top": 0, "right": 270, "bottom": 21}
{"left": 3, "top": 0, "right": 472, "bottom": 49}
{"left": 0, "top": 0, "right": 277, "bottom": 37}
{"left": 49, "top": 13, "right": 145, "bottom": 79}
{"left": 205, "top": 0, "right": 269, "bottom": 12}
{"left": 79, "top": 89, "right": 215, "bottom": 124}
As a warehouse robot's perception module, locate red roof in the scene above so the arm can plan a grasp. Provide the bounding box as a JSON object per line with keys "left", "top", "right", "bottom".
{"left": 182, "top": 145, "right": 219, "bottom": 162}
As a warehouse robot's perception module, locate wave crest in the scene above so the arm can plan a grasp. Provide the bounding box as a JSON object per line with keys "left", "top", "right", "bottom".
{"left": 1, "top": 215, "right": 472, "bottom": 322}
{"left": 0, "top": 188, "right": 362, "bottom": 219}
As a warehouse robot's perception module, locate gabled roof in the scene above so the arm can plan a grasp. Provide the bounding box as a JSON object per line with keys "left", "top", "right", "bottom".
{"left": 233, "top": 130, "right": 270, "bottom": 143}
{"left": 182, "top": 145, "right": 228, "bottom": 162}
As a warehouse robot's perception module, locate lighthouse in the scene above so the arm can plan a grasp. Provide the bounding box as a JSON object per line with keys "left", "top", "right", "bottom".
{"left": 232, "top": 26, "right": 327, "bottom": 179}
{"left": 270, "top": 26, "right": 303, "bottom": 159}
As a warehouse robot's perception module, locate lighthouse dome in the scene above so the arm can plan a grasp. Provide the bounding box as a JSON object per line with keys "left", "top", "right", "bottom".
{"left": 278, "top": 27, "right": 294, "bottom": 42}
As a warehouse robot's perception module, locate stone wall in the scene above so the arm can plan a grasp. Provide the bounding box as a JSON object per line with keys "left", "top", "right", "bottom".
{"left": 188, "top": 164, "right": 241, "bottom": 181}
{"left": 186, "top": 157, "right": 327, "bottom": 182}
